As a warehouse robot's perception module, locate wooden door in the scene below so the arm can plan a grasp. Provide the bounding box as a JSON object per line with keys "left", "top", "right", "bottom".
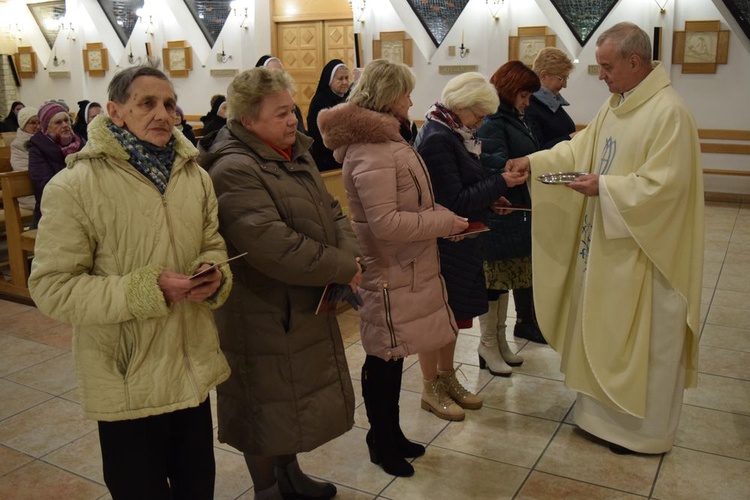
{"left": 277, "top": 22, "right": 323, "bottom": 124}
{"left": 276, "top": 19, "right": 355, "bottom": 125}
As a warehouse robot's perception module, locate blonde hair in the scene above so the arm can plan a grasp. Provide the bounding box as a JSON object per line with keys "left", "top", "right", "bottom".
{"left": 532, "top": 47, "right": 575, "bottom": 76}
{"left": 226, "top": 67, "right": 295, "bottom": 122}
{"left": 348, "top": 59, "right": 415, "bottom": 113}
{"left": 441, "top": 72, "right": 499, "bottom": 116}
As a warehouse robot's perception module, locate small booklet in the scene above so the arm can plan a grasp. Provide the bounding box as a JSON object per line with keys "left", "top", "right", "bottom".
{"left": 315, "top": 284, "right": 339, "bottom": 315}
{"left": 189, "top": 252, "right": 248, "bottom": 280}
{"left": 443, "top": 221, "right": 490, "bottom": 239}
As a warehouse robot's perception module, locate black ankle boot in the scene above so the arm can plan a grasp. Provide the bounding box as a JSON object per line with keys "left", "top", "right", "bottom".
{"left": 274, "top": 459, "right": 336, "bottom": 500}
{"left": 513, "top": 321, "right": 547, "bottom": 344}
{"left": 366, "top": 430, "right": 415, "bottom": 477}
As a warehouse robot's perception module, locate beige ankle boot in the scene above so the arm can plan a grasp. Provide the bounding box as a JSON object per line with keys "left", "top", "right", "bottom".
{"left": 421, "top": 378, "right": 465, "bottom": 421}
{"left": 496, "top": 293, "right": 523, "bottom": 366}
{"left": 438, "top": 368, "right": 483, "bottom": 410}
{"left": 478, "top": 300, "right": 512, "bottom": 376}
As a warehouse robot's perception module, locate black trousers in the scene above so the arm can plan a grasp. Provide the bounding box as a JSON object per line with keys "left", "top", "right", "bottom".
{"left": 97, "top": 396, "right": 215, "bottom": 500}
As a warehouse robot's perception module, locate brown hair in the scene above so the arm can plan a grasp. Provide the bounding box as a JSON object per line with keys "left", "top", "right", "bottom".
{"left": 489, "top": 61, "right": 541, "bottom": 105}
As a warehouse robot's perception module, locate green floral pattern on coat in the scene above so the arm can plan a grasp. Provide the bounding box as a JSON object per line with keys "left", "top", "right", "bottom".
{"left": 484, "top": 257, "right": 532, "bottom": 290}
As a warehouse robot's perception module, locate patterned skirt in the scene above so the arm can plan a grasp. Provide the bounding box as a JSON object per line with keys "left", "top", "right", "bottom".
{"left": 484, "top": 256, "right": 532, "bottom": 291}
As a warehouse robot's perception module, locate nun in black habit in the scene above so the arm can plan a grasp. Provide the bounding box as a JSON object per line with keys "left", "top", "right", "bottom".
{"left": 307, "top": 59, "right": 350, "bottom": 171}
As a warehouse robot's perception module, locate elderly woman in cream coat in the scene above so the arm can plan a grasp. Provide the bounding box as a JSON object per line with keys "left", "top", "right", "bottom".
{"left": 199, "top": 67, "right": 362, "bottom": 500}
{"left": 318, "top": 59, "right": 468, "bottom": 478}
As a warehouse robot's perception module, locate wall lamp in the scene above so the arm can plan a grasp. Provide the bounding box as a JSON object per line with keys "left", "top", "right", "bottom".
{"left": 230, "top": 1, "right": 249, "bottom": 30}
{"left": 349, "top": 0, "right": 367, "bottom": 24}
{"left": 135, "top": 8, "right": 155, "bottom": 35}
{"left": 487, "top": 0, "right": 503, "bottom": 21}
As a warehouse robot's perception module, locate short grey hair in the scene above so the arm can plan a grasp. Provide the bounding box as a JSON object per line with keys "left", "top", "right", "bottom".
{"left": 108, "top": 66, "right": 173, "bottom": 103}
{"left": 532, "top": 47, "right": 575, "bottom": 76}
{"left": 597, "top": 22, "right": 652, "bottom": 64}
{"left": 440, "top": 72, "right": 499, "bottom": 116}
{"left": 226, "top": 67, "right": 295, "bottom": 122}
{"left": 348, "top": 59, "right": 415, "bottom": 113}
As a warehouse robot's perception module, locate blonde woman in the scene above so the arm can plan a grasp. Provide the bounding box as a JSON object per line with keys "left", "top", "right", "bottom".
{"left": 525, "top": 47, "right": 577, "bottom": 149}
{"left": 318, "top": 59, "right": 469, "bottom": 477}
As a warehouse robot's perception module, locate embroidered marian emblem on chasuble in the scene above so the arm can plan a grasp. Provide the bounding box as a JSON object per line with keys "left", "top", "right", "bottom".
{"left": 578, "top": 136, "right": 618, "bottom": 270}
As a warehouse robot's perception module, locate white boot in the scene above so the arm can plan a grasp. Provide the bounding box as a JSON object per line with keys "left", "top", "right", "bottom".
{"left": 496, "top": 293, "right": 523, "bottom": 366}
{"left": 477, "top": 300, "right": 512, "bottom": 376}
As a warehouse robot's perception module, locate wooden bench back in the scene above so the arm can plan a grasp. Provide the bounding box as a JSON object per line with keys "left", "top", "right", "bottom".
{"left": 0, "top": 170, "right": 36, "bottom": 300}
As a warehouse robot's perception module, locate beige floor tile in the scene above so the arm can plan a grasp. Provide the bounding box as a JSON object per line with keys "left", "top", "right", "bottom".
{"left": 703, "top": 249, "right": 726, "bottom": 264}
{"left": 481, "top": 373, "right": 576, "bottom": 422}
{"left": 22, "top": 323, "right": 72, "bottom": 350}
{"left": 432, "top": 406, "right": 558, "bottom": 468}
{"left": 700, "top": 323, "right": 750, "bottom": 352}
{"left": 516, "top": 471, "right": 646, "bottom": 499}
{"left": 381, "top": 445, "right": 528, "bottom": 500}
{"left": 700, "top": 287, "right": 714, "bottom": 304}
{"left": 723, "top": 261, "right": 750, "bottom": 278}
{"left": 0, "top": 308, "right": 64, "bottom": 338}
{"left": 727, "top": 240, "right": 750, "bottom": 256}
{"left": 652, "top": 446, "right": 750, "bottom": 500}
{"left": 344, "top": 343, "right": 366, "bottom": 382}
{"left": 683, "top": 373, "right": 750, "bottom": 415}
{"left": 716, "top": 273, "right": 750, "bottom": 292}
{"left": 675, "top": 405, "right": 750, "bottom": 461}
{"left": 703, "top": 239, "right": 730, "bottom": 253}
{"left": 0, "top": 299, "right": 34, "bottom": 319}
{"left": 699, "top": 345, "right": 750, "bottom": 380}
{"left": 0, "top": 397, "right": 95, "bottom": 458}
{"left": 296, "top": 427, "right": 396, "bottom": 494}
{"left": 725, "top": 251, "right": 750, "bottom": 264}
{"left": 400, "top": 360, "right": 426, "bottom": 393}
{"left": 0, "top": 337, "right": 67, "bottom": 378}
{"left": 60, "top": 388, "right": 81, "bottom": 404}
{"left": 703, "top": 260, "right": 723, "bottom": 277}
{"left": 702, "top": 272, "right": 719, "bottom": 288}
{"left": 0, "top": 379, "right": 53, "bottom": 421}
{"left": 337, "top": 310, "right": 361, "bottom": 344}
{"left": 512, "top": 344, "right": 564, "bottom": 382}
{"left": 707, "top": 304, "right": 750, "bottom": 330}
{"left": 704, "top": 228, "right": 732, "bottom": 243}
{"left": 0, "top": 444, "right": 33, "bottom": 477}
{"left": 712, "top": 290, "right": 750, "bottom": 311}
{"left": 5, "top": 352, "right": 77, "bottom": 396}
{"left": 453, "top": 333, "right": 482, "bottom": 367}
{"left": 43, "top": 430, "right": 104, "bottom": 485}
{"left": 0, "top": 460, "right": 107, "bottom": 499}
{"left": 536, "top": 425, "right": 660, "bottom": 496}
{"left": 214, "top": 447, "right": 253, "bottom": 500}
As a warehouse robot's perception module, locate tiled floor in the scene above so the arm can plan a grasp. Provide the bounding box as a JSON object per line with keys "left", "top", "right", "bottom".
{"left": 1, "top": 200, "right": 749, "bottom": 499}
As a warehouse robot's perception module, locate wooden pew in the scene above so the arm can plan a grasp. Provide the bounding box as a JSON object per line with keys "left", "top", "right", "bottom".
{"left": 0, "top": 170, "right": 36, "bottom": 300}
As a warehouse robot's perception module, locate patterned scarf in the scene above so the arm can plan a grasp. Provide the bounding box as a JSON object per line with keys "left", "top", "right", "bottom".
{"left": 107, "top": 122, "right": 176, "bottom": 194}
{"left": 425, "top": 102, "right": 482, "bottom": 156}
{"left": 46, "top": 131, "right": 83, "bottom": 156}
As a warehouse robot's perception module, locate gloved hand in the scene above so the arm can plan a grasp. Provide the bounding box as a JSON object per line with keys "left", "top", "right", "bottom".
{"left": 329, "top": 284, "right": 364, "bottom": 310}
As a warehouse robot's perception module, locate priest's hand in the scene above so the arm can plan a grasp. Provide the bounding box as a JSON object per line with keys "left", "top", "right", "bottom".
{"left": 505, "top": 156, "right": 530, "bottom": 174}
{"left": 567, "top": 174, "right": 599, "bottom": 196}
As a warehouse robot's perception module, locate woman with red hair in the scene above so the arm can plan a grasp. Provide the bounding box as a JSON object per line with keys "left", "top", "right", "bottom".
{"left": 476, "top": 61, "right": 543, "bottom": 377}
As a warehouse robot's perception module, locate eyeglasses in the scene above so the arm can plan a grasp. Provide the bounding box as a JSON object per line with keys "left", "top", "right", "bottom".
{"left": 552, "top": 75, "right": 569, "bottom": 83}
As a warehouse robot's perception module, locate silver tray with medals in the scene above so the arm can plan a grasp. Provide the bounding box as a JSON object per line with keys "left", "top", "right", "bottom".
{"left": 536, "top": 172, "right": 588, "bottom": 185}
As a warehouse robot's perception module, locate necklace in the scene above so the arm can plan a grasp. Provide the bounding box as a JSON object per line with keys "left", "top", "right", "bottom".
{"left": 654, "top": 0, "right": 667, "bottom": 13}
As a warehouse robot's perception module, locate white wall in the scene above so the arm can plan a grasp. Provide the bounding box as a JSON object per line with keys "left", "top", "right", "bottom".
{"left": 11, "top": 0, "right": 750, "bottom": 193}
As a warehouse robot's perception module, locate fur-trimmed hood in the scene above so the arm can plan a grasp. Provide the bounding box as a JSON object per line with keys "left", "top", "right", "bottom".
{"left": 66, "top": 113, "right": 197, "bottom": 167}
{"left": 318, "top": 103, "right": 404, "bottom": 163}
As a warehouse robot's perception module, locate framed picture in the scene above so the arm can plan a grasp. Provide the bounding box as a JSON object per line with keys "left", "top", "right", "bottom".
{"left": 83, "top": 43, "right": 109, "bottom": 77}
{"left": 14, "top": 46, "right": 37, "bottom": 79}
{"left": 162, "top": 41, "right": 192, "bottom": 78}
{"left": 373, "top": 32, "right": 413, "bottom": 67}
{"left": 673, "top": 21, "right": 729, "bottom": 74}
{"left": 510, "top": 27, "right": 556, "bottom": 67}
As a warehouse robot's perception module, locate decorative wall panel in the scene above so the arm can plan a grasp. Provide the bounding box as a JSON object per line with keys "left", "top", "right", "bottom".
{"left": 720, "top": 0, "right": 750, "bottom": 41}
{"left": 183, "top": 1, "right": 232, "bottom": 48}
{"left": 406, "top": 0, "right": 470, "bottom": 46}
{"left": 97, "top": 0, "right": 141, "bottom": 46}
{"left": 549, "top": 0, "right": 619, "bottom": 46}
